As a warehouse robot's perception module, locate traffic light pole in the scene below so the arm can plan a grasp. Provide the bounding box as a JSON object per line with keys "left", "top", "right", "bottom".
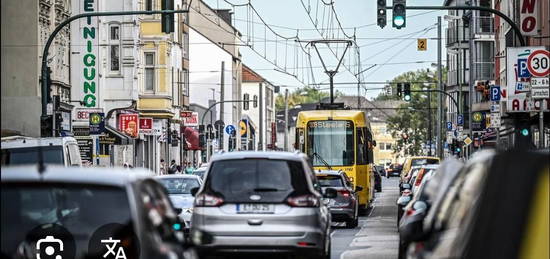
{"left": 384, "top": 5, "right": 526, "bottom": 46}
{"left": 40, "top": 9, "right": 189, "bottom": 136}
{"left": 411, "top": 89, "right": 460, "bottom": 115}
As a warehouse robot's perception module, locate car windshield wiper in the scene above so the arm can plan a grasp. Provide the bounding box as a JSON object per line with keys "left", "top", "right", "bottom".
{"left": 253, "top": 188, "right": 280, "bottom": 192}
{"left": 313, "top": 152, "right": 332, "bottom": 170}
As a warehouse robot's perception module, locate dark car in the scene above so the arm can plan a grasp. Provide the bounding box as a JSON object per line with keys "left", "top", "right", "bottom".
{"left": 1, "top": 166, "right": 205, "bottom": 259}
{"left": 387, "top": 163, "right": 403, "bottom": 177}
{"left": 316, "top": 170, "right": 361, "bottom": 228}
{"left": 405, "top": 150, "right": 549, "bottom": 259}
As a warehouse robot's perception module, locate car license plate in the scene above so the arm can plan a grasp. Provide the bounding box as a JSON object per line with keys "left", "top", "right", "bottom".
{"left": 236, "top": 204, "right": 275, "bottom": 214}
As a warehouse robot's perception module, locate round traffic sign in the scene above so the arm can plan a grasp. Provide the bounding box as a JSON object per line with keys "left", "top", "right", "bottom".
{"left": 225, "top": 125, "right": 236, "bottom": 135}
{"left": 527, "top": 49, "right": 550, "bottom": 77}
{"left": 239, "top": 121, "right": 247, "bottom": 136}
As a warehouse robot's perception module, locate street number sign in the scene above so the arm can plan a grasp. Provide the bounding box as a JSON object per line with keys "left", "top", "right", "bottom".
{"left": 417, "top": 39, "right": 427, "bottom": 51}
{"left": 527, "top": 49, "right": 550, "bottom": 77}
{"left": 457, "top": 114, "right": 464, "bottom": 125}
{"left": 446, "top": 122, "right": 452, "bottom": 131}
{"left": 490, "top": 86, "right": 501, "bottom": 101}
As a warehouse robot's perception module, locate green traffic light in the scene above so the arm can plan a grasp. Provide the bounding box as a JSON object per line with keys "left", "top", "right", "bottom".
{"left": 393, "top": 16, "right": 405, "bottom": 27}
{"left": 404, "top": 95, "right": 411, "bottom": 101}
{"left": 456, "top": 147, "right": 461, "bottom": 152}
{"left": 173, "top": 223, "right": 182, "bottom": 231}
{"left": 521, "top": 128, "right": 529, "bottom": 136}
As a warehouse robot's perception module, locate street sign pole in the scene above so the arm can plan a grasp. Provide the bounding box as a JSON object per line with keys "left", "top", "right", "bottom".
{"left": 437, "top": 16, "right": 443, "bottom": 159}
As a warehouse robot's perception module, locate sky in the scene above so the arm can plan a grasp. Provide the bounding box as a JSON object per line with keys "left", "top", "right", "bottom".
{"left": 202, "top": 0, "right": 447, "bottom": 99}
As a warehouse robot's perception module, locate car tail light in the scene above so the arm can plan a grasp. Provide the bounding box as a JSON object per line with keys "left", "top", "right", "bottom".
{"left": 297, "top": 242, "right": 316, "bottom": 247}
{"left": 194, "top": 193, "right": 224, "bottom": 207}
{"left": 338, "top": 190, "right": 351, "bottom": 197}
{"left": 406, "top": 208, "right": 415, "bottom": 216}
{"left": 287, "top": 194, "right": 319, "bottom": 207}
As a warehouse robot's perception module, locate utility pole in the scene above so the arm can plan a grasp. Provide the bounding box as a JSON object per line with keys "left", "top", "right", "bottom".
{"left": 437, "top": 16, "right": 443, "bottom": 159}
{"left": 427, "top": 90, "right": 432, "bottom": 156}
{"left": 284, "top": 89, "right": 289, "bottom": 151}
{"left": 220, "top": 61, "right": 225, "bottom": 151}
{"left": 259, "top": 83, "right": 264, "bottom": 151}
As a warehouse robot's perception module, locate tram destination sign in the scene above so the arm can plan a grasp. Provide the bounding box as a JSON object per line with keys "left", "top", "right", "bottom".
{"left": 308, "top": 121, "right": 352, "bottom": 128}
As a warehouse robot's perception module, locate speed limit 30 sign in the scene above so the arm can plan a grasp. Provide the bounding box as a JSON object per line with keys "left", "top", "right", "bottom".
{"left": 527, "top": 49, "right": 550, "bottom": 77}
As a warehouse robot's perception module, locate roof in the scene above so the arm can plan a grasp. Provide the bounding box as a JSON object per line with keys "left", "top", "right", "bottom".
{"left": 210, "top": 151, "right": 306, "bottom": 162}
{"left": 1, "top": 136, "right": 77, "bottom": 148}
{"left": 155, "top": 175, "right": 201, "bottom": 180}
{"left": 242, "top": 64, "right": 264, "bottom": 82}
{"left": 1, "top": 166, "right": 154, "bottom": 187}
{"left": 315, "top": 170, "right": 344, "bottom": 176}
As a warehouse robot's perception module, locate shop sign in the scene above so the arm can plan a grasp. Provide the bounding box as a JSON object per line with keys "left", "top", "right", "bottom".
{"left": 119, "top": 114, "right": 139, "bottom": 138}
{"left": 506, "top": 47, "right": 550, "bottom": 112}
{"left": 519, "top": 0, "right": 540, "bottom": 36}
{"left": 139, "top": 117, "right": 153, "bottom": 134}
{"left": 70, "top": 0, "right": 99, "bottom": 108}
{"left": 76, "top": 137, "right": 93, "bottom": 163}
{"left": 89, "top": 112, "right": 105, "bottom": 135}
{"left": 181, "top": 111, "right": 199, "bottom": 127}
{"left": 74, "top": 108, "right": 103, "bottom": 122}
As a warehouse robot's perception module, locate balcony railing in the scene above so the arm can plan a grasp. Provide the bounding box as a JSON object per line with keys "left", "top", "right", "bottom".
{"left": 472, "top": 61, "right": 494, "bottom": 81}
{"left": 446, "top": 25, "right": 470, "bottom": 46}
{"left": 472, "top": 16, "right": 494, "bottom": 34}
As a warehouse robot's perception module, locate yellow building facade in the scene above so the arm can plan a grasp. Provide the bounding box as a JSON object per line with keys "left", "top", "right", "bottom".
{"left": 371, "top": 121, "right": 401, "bottom": 166}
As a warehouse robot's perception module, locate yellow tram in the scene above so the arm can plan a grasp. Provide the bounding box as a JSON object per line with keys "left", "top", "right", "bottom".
{"left": 295, "top": 109, "right": 375, "bottom": 209}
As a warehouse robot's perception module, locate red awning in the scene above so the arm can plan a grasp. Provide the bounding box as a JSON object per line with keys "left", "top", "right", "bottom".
{"left": 183, "top": 127, "right": 200, "bottom": 150}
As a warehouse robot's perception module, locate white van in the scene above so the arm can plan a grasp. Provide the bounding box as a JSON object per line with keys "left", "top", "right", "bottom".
{"left": 1, "top": 136, "right": 82, "bottom": 166}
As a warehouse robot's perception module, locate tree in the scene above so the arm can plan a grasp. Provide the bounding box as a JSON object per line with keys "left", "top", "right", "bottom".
{"left": 385, "top": 67, "right": 447, "bottom": 156}
{"left": 275, "top": 86, "right": 342, "bottom": 111}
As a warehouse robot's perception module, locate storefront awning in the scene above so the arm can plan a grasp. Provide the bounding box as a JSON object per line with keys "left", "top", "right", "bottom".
{"left": 183, "top": 126, "right": 200, "bottom": 150}
{"left": 105, "top": 125, "right": 131, "bottom": 145}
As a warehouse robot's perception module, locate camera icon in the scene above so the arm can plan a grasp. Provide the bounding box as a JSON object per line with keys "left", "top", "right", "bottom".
{"left": 36, "top": 236, "right": 64, "bottom": 259}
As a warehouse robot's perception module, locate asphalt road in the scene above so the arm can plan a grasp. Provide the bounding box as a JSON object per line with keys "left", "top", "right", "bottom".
{"left": 331, "top": 177, "right": 400, "bottom": 259}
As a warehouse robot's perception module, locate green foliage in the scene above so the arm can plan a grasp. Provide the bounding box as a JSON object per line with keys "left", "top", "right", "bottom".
{"left": 385, "top": 67, "right": 447, "bottom": 156}
{"left": 275, "top": 86, "right": 342, "bottom": 111}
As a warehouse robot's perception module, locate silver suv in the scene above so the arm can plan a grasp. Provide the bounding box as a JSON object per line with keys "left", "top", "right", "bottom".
{"left": 190, "top": 151, "right": 336, "bottom": 258}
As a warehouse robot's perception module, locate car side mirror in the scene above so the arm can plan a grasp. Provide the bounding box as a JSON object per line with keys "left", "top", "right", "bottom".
{"left": 402, "top": 183, "right": 412, "bottom": 190}
{"left": 174, "top": 208, "right": 183, "bottom": 215}
{"left": 400, "top": 209, "right": 428, "bottom": 243}
{"left": 190, "top": 187, "right": 199, "bottom": 197}
{"left": 323, "top": 188, "right": 338, "bottom": 199}
{"left": 355, "top": 186, "right": 363, "bottom": 192}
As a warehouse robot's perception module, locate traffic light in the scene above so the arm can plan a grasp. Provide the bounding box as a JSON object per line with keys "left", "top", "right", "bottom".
{"left": 198, "top": 125, "right": 205, "bottom": 148}
{"left": 377, "top": 0, "right": 387, "bottom": 29}
{"left": 403, "top": 83, "right": 411, "bottom": 101}
{"left": 392, "top": 0, "right": 406, "bottom": 29}
{"left": 161, "top": 0, "right": 174, "bottom": 33}
{"left": 396, "top": 83, "right": 402, "bottom": 97}
{"left": 516, "top": 118, "right": 533, "bottom": 148}
{"left": 243, "top": 93, "right": 250, "bottom": 110}
{"left": 41, "top": 115, "right": 53, "bottom": 137}
{"left": 253, "top": 95, "right": 258, "bottom": 108}
{"left": 45, "top": 67, "right": 53, "bottom": 103}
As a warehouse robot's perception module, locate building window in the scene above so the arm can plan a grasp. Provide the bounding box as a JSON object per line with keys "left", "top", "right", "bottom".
{"left": 146, "top": 0, "right": 153, "bottom": 11}
{"left": 109, "top": 25, "right": 120, "bottom": 72}
{"left": 183, "top": 69, "right": 189, "bottom": 97}
{"left": 145, "top": 52, "right": 155, "bottom": 92}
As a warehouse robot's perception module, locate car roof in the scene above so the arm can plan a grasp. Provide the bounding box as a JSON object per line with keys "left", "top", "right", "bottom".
{"left": 315, "top": 170, "right": 343, "bottom": 176}
{"left": 409, "top": 156, "right": 440, "bottom": 160}
{"left": 155, "top": 174, "right": 201, "bottom": 180}
{"left": 210, "top": 151, "right": 306, "bottom": 162}
{"left": 1, "top": 136, "right": 77, "bottom": 148}
{"left": 1, "top": 165, "right": 154, "bottom": 187}
{"left": 421, "top": 164, "right": 440, "bottom": 169}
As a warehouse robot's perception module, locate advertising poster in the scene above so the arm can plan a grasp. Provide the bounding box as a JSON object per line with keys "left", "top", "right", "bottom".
{"left": 119, "top": 114, "right": 139, "bottom": 138}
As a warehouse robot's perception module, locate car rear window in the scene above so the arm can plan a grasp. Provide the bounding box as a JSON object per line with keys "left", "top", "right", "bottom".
{"left": 159, "top": 178, "right": 200, "bottom": 194}
{"left": 204, "top": 159, "right": 310, "bottom": 203}
{"left": 317, "top": 175, "right": 344, "bottom": 187}
{"left": 1, "top": 146, "right": 64, "bottom": 165}
{"left": 1, "top": 184, "right": 132, "bottom": 257}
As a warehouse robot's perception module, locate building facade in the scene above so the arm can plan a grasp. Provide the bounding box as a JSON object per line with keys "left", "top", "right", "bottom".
{"left": 1, "top": 0, "right": 72, "bottom": 137}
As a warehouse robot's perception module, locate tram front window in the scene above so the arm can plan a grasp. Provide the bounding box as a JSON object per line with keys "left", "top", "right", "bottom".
{"left": 307, "top": 121, "right": 354, "bottom": 166}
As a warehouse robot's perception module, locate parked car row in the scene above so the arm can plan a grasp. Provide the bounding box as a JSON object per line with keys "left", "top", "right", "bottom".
{"left": 396, "top": 150, "right": 549, "bottom": 259}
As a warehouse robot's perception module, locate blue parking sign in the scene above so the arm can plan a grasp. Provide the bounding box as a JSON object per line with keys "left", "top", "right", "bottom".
{"left": 457, "top": 114, "right": 464, "bottom": 125}
{"left": 490, "top": 86, "right": 501, "bottom": 101}
{"left": 518, "top": 59, "right": 530, "bottom": 78}
{"left": 446, "top": 122, "right": 452, "bottom": 131}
